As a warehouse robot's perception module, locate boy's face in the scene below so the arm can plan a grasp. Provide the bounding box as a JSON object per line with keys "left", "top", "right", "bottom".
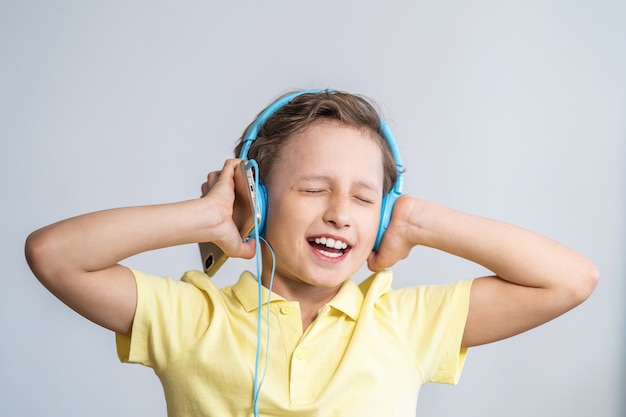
{"left": 262, "top": 120, "right": 384, "bottom": 293}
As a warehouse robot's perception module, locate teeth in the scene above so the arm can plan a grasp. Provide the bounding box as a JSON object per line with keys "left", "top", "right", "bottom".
{"left": 314, "top": 237, "right": 348, "bottom": 250}
{"left": 318, "top": 249, "right": 342, "bottom": 258}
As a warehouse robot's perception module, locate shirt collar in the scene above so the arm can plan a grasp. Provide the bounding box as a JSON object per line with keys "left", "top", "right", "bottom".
{"left": 233, "top": 271, "right": 286, "bottom": 312}
{"left": 232, "top": 271, "right": 364, "bottom": 320}
{"left": 326, "top": 278, "right": 363, "bottom": 320}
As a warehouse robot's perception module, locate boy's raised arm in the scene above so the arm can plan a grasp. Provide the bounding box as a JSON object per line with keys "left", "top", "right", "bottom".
{"left": 25, "top": 159, "right": 255, "bottom": 336}
{"left": 368, "top": 195, "right": 599, "bottom": 348}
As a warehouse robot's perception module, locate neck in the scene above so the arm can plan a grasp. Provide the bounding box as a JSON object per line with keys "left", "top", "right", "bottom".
{"left": 262, "top": 276, "right": 342, "bottom": 331}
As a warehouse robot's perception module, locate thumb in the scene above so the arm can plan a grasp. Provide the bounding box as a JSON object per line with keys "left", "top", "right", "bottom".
{"left": 367, "top": 250, "right": 386, "bottom": 272}
{"left": 240, "top": 236, "right": 258, "bottom": 259}
{"left": 367, "top": 234, "right": 411, "bottom": 272}
{"left": 226, "top": 235, "right": 258, "bottom": 260}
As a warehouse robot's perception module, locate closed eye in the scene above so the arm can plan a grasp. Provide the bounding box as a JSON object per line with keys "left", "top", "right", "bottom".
{"left": 354, "top": 195, "right": 375, "bottom": 204}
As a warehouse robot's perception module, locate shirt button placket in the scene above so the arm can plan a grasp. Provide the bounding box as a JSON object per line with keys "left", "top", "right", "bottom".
{"left": 291, "top": 346, "right": 310, "bottom": 403}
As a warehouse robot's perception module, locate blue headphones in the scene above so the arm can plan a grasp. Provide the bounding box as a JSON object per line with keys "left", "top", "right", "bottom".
{"left": 239, "top": 89, "right": 404, "bottom": 251}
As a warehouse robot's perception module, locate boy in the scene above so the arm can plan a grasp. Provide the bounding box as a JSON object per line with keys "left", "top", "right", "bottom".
{"left": 25, "top": 90, "right": 598, "bottom": 416}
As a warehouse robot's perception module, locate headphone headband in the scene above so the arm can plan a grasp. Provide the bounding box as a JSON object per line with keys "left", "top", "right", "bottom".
{"left": 240, "top": 89, "right": 329, "bottom": 158}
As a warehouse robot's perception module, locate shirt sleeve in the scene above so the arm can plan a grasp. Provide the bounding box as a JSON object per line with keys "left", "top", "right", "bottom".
{"left": 115, "top": 268, "right": 214, "bottom": 372}
{"left": 384, "top": 279, "right": 474, "bottom": 385}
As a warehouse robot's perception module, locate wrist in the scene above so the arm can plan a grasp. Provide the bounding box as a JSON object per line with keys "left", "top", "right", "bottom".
{"left": 402, "top": 198, "right": 456, "bottom": 249}
{"left": 187, "top": 196, "right": 226, "bottom": 244}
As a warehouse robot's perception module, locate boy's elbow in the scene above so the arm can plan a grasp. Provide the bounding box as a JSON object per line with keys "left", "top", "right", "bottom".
{"left": 570, "top": 259, "right": 599, "bottom": 306}
{"left": 25, "top": 230, "right": 43, "bottom": 274}
{"left": 24, "top": 229, "right": 56, "bottom": 285}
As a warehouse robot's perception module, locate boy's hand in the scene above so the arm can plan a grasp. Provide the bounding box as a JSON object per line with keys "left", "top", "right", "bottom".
{"left": 200, "top": 159, "right": 255, "bottom": 260}
{"left": 367, "top": 195, "right": 418, "bottom": 271}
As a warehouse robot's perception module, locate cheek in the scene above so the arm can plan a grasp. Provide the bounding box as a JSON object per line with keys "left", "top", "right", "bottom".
{"left": 356, "top": 204, "right": 383, "bottom": 244}
{"left": 264, "top": 194, "right": 312, "bottom": 239}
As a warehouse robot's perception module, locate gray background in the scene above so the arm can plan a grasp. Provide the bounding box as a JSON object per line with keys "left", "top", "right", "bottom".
{"left": 1, "top": 1, "right": 624, "bottom": 416}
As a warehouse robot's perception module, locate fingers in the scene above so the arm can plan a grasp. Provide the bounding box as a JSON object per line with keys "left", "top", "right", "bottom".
{"left": 200, "top": 159, "right": 241, "bottom": 197}
{"left": 198, "top": 159, "right": 258, "bottom": 261}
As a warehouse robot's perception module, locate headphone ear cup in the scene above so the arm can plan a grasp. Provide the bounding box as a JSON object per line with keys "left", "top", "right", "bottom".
{"left": 255, "top": 180, "right": 267, "bottom": 237}
{"left": 373, "top": 190, "right": 400, "bottom": 251}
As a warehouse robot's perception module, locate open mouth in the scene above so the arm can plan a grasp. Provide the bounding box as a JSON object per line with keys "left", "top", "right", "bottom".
{"left": 308, "top": 236, "right": 350, "bottom": 259}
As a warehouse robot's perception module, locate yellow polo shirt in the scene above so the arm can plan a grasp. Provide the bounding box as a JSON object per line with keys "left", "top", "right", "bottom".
{"left": 117, "top": 269, "right": 472, "bottom": 417}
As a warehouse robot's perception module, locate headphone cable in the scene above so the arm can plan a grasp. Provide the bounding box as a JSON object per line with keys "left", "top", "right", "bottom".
{"left": 247, "top": 159, "right": 275, "bottom": 417}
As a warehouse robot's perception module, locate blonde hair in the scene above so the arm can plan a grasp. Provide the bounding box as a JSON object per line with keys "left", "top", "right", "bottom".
{"left": 234, "top": 90, "right": 398, "bottom": 194}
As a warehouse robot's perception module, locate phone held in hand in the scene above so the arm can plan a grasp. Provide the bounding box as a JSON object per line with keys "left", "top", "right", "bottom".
{"left": 199, "top": 160, "right": 259, "bottom": 277}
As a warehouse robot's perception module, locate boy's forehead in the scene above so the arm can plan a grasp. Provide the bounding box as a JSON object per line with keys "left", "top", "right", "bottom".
{"left": 274, "top": 121, "right": 384, "bottom": 184}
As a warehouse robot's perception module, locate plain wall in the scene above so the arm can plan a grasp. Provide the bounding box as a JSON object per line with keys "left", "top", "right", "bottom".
{"left": 1, "top": 1, "right": 624, "bottom": 416}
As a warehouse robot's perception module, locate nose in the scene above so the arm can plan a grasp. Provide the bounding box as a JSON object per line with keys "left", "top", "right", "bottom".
{"left": 323, "top": 193, "right": 351, "bottom": 229}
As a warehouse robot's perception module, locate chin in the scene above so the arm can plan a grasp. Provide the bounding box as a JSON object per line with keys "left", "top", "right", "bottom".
{"left": 304, "top": 268, "right": 357, "bottom": 288}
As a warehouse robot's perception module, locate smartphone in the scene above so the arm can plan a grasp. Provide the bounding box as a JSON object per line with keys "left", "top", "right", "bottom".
{"left": 199, "top": 160, "right": 259, "bottom": 277}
